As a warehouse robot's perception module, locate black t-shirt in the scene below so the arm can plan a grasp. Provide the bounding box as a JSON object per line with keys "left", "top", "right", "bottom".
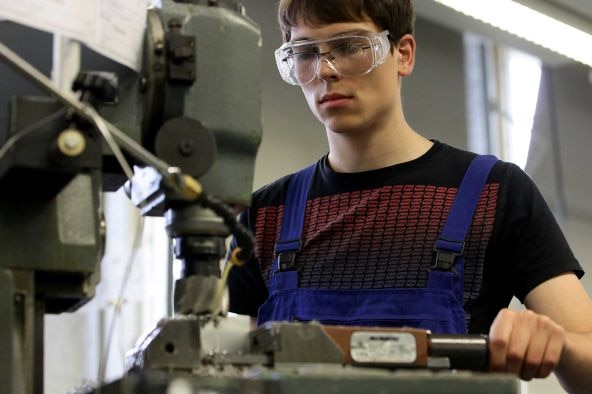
{"left": 228, "top": 141, "right": 583, "bottom": 333}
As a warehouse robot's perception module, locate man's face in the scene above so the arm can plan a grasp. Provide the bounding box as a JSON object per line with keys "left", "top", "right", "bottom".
{"left": 290, "top": 20, "right": 405, "bottom": 135}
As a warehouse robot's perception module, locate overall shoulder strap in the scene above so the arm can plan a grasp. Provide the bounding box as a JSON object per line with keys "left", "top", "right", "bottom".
{"left": 273, "top": 163, "right": 316, "bottom": 270}
{"left": 433, "top": 155, "right": 498, "bottom": 270}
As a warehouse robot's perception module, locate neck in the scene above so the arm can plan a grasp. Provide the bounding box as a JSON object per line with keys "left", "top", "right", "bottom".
{"left": 326, "top": 122, "right": 433, "bottom": 173}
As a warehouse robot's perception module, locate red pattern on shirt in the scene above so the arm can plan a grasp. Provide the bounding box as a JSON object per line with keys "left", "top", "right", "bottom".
{"left": 255, "top": 183, "right": 499, "bottom": 299}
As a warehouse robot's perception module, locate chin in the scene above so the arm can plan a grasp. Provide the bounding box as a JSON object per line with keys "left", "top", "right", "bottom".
{"left": 325, "top": 122, "right": 366, "bottom": 135}
{"left": 320, "top": 113, "right": 363, "bottom": 133}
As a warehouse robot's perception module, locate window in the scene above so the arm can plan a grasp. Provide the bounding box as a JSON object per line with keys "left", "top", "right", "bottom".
{"left": 465, "top": 33, "right": 542, "bottom": 169}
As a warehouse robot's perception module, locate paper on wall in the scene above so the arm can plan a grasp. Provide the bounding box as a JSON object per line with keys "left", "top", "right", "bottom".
{"left": 0, "top": 0, "right": 147, "bottom": 71}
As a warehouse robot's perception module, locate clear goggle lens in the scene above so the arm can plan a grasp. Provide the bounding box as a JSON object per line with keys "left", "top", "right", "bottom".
{"left": 275, "top": 30, "right": 391, "bottom": 85}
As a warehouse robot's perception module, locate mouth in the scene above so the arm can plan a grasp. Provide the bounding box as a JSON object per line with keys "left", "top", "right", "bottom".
{"left": 319, "top": 93, "right": 353, "bottom": 107}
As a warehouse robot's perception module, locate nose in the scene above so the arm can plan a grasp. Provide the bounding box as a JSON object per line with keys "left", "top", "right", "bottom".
{"left": 315, "top": 55, "right": 341, "bottom": 81}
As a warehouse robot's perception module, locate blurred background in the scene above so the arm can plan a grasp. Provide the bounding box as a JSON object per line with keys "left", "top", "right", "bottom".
{"left": 0, "top": 1, "right": 590, "bottom": 393}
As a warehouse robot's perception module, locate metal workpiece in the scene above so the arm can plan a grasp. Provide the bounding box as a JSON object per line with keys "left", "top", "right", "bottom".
{"left": 250, "top": 322, "right": 345, "bottom": 365}
{"left": 125, "top": 315, "right": 202, "bottom": 371}
{"left": 249, "top": 322, "right": 491, "bottom": 372}
{"left": 96, "top": 365, "right": 520, "bottom": 394}
{"left": 124, "top": 315, "right": 264, "bottom": 373}
{"left": 110, "top": 321, "right": 516, "bottom": 394}
{"left": 111, "top": 322, "right": 520, "bottom": 394}
{"left": 249, "top": 323, "right": 430, "bottom": 368}
{"left": 113, "top": 320, "right": 513, "bottom": 394}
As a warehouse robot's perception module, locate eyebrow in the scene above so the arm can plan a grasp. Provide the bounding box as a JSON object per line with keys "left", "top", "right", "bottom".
{"left": 290, "top": 29, "right": 374, "bottom": 43}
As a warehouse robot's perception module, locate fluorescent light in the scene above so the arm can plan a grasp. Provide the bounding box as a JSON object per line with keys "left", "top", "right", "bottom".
{"left": 433, "top": 0, "right": 592, "bottom": 67}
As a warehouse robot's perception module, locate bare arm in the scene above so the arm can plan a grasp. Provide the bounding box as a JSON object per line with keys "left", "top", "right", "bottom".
{"left": 488, "top": 273, "right": 592, "bottom": 394}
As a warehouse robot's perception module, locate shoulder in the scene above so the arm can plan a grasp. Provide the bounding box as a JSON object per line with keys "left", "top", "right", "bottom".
{"left": 437, "top": 143, "right": 532, "bottom": 185}
{"left": 250, "top": 160, "right": 322, "bottom": 209}
{"left": 251, "top": 174, "right": 291, "bottom": 208}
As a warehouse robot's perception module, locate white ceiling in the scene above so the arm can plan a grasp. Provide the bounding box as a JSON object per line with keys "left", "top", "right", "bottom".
{"left": 552, "top": 0, "right": 592, "bottom": 20}
{"left": 414, "top": 0, "right": 592, "bottom": 67}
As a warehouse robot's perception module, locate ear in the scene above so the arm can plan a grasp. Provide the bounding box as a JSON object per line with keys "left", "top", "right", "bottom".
{"left": 396, "top": 34, "right": 416, "bottom": 77}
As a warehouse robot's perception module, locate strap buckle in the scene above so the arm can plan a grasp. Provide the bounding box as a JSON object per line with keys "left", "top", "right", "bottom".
{"left": 275, "top": 239, "right": 301, "bottom": 272}
{"left": 278, "top": 252, "right": 297, "bottom": 271}
{"left": 432, "top": 238, "right": 465, "bottom": 271}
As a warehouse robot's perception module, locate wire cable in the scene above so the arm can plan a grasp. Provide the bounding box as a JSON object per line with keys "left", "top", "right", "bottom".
{"left": 0, "top": 107, "right": 68, "bottom": 162}
{"left": 211, "top": 247, "right": 246, "bottom": 316}
{"left": 199, "top": 193, "right": 255, "bottom": 264}
{"left": 199, "top": 193, "right": 255, "bottom": 316}
{"left": 97, "top": 214, "right": 145, "bottom": 387}
{"left": 81, "top": 104, "right": 134, "bottom": 180}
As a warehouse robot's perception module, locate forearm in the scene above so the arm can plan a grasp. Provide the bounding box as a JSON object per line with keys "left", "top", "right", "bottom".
{"left": 555, "top": 331, "right": 592, "bottom": 394}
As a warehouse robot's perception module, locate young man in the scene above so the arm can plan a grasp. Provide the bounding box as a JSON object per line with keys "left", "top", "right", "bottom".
{"left": 227, "top": 1, "right": 592, "bottom": 391}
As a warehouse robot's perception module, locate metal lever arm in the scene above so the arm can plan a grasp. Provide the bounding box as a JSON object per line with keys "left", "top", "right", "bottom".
{"left": 0, "top": 40, "right": 170, "bottom": 176}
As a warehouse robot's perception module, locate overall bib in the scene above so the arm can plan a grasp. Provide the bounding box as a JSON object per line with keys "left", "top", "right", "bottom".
{"left": 257, "top": 155, "right": 498, "bottom": 334}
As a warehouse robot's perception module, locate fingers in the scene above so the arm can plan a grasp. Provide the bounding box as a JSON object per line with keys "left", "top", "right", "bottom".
{"left": 489, "top": 308, "right": 514, "bottom": 373}
{"left": 512, "top": 323, "right": 553, "bottom": 380}
{"left": 488, "top": 308, "right": 566, "bottom": 381}
{"left": 533, "top": 319, "right": 565, "bottom": 379}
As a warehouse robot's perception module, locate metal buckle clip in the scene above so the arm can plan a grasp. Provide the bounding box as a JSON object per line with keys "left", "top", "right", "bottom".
{"left": 432, "top": 240, "right": 465, "bottom": 271}
{"left": 278, "top": 252, "right": 297, "bottom": 271}
{"left": 275, "top": 239, "right": 300, "bottom": 271}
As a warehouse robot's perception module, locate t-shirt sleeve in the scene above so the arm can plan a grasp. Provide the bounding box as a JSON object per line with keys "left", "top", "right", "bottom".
{"left": 227, "top": 209, "right": 269, "bottom": 317}
{"left": 498, "top": 164, "right": 583, "bottom": 302}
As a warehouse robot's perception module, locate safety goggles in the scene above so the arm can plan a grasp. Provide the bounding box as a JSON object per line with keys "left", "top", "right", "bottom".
{"left": 275, "top": 30, "right": 391, "bottom": 85}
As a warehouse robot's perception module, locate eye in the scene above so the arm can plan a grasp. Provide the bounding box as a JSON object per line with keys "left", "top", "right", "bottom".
{"left": 293, "top": 44, "right": 318, "bottom": 54}
{"left": 292, "top": 52, "right": 318, "bottom": 63}
{"left": 332, "top": 43, "right": 367, "bottom": 57}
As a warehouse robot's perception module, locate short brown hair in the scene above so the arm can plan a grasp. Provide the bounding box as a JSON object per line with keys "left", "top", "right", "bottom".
{"left": 277, "top": 0, "right": 415, "bottom": 42}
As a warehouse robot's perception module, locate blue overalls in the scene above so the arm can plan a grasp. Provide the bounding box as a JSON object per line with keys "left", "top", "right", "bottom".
{"left": 257, "top": 155, "right": 498, "bottom": 334}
